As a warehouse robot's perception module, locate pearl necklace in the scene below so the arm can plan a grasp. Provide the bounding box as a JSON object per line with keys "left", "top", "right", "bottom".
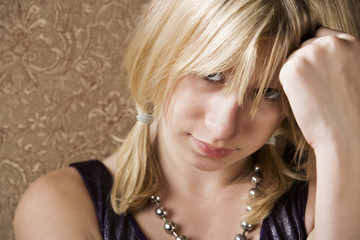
{"left": 150, "top": 164, "right": 262, "bottom": 240}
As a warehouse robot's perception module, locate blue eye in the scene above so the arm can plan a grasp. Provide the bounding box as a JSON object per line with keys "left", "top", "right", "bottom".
{"left": 263, "top": 88, "right": 281, "bottom": 100}
{"left": 205, "top": 73, "right": 225, "bottom": 82}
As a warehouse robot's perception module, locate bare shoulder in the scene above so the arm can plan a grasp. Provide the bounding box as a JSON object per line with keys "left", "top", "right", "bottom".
{"left": 14, "top": 166, "right": 102, "bottom": 240}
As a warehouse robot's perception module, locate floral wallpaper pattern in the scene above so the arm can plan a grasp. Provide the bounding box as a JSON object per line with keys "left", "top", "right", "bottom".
{"left": 0, "top": 0, "right": 148, "bottom": 238}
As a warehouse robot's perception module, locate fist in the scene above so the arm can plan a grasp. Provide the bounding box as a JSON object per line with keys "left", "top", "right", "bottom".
{"left": 279, "top": 28, "right": 360, "bottom": 150}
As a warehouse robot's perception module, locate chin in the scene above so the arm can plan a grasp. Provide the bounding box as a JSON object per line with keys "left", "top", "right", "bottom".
{"left": 187, "top": 156, "right": 234, "bottom": 172}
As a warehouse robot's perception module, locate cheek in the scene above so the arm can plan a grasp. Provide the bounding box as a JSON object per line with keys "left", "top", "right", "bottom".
{"left": 246, "top": 103, "right": 284, "bottom": 135}
{"left": 265, "top": 103, "right": 283, "bottom": 123}
{"left": 163, "top": 83, "right": 205, "bottom": 129}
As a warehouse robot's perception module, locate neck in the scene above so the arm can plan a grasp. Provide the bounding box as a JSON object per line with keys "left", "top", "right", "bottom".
{"left": 149, "top": 145, "right": 261, "bottom": 240}
{"left": 156, "top": 141, "right": 254, "bottom": 201}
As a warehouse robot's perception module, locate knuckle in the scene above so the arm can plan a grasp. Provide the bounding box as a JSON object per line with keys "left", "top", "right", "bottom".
{"left": 320, "top": 36, "right": 340, "bottom": 47}
{"left": 280, "top": 57, "right": 309, "bottom": 82}
{"left": 320, "top": 35, "right": 348, "bottom": 49}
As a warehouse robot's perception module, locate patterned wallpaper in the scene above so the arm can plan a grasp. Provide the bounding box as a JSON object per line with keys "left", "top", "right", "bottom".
{"left": 0, "top": 0, "right": 148, "bottom": 238}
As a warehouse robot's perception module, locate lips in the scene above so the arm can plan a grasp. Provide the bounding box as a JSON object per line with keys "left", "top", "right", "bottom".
{"left": 193, "top": 137, "right": 235, "bottom": 159}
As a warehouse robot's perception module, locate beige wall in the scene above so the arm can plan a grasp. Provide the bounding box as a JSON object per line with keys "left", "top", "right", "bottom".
{"left": 0, "top": 0, "right": 148, "bottom": 238}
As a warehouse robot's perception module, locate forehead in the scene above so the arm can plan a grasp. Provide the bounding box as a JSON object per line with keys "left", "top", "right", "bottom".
{"left": 164, "top": 1, "right": 292, "bottom": 92}
{"left": 213, "top": 46, "right": 280, "bottom": 92}
{"left": 150, "top": 0, "right": 298, "bottom": 109}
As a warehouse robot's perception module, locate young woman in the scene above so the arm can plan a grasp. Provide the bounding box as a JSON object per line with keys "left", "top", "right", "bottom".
{"left": 14, "top": 0, "right": 360, "bottom": 239}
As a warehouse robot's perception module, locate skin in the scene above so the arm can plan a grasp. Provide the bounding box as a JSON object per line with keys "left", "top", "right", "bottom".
{"left": 14, "top": 27, "right": 360, "bottom": 239}
{"left": 132, "top": 71, "right": 284, "bottom": 239}
{"left": 280, "top": 27, "right": 360, "bottom": 239}
{"left": 158, "top": 70, "right": 283, "bottom": 174}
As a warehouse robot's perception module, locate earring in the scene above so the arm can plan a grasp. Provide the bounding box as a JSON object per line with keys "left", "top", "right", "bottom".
{"left": 265, "top": 136, "right": 276, "bottom": 146}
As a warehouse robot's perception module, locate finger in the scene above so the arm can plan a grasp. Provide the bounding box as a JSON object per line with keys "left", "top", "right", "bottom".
{"left": 298, "top": 27, "right": 340, "bottom": 48}
{"left": 297, "top": 28, "right": 336, "bottom": 48}
{"left": 298, "top": 27, "right": 355, "bottom": 50}
{"left": 315, "top": 27, "right": 356, "bottom": 41}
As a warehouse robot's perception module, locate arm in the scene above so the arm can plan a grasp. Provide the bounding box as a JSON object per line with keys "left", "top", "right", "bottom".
{"left": 279, "top": 27, "right": 360, "bottom": 239}
{"left": 14, "top": 168, "right": 102, "bottom": 240}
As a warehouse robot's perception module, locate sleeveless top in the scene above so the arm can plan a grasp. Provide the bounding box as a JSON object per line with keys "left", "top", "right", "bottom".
{"left": 70, "top": 160, "right": 308, "bottom": 240}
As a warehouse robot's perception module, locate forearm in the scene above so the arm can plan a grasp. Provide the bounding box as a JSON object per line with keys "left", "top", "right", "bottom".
{"left": 313, "top": 138, "right": 360, "bottom": 239}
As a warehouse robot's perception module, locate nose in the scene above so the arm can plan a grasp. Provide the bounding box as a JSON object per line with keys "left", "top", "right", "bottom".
{"left": 204, "top": 92, "right": 242, "bottom": 141}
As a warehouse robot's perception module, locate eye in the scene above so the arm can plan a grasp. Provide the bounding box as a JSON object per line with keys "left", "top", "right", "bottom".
{"left": 263, "top": 88, "right": 281, "bottom": 100}
{"left": 205, "top": 73, "right": 225, "bottom": 83}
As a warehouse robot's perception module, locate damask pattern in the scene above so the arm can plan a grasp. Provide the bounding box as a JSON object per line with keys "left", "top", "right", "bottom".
{"left": 0, "top": 0, "right": 148, "bottom": 238}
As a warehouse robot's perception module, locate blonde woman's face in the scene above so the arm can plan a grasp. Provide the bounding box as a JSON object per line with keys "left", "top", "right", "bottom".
{"left": 157, "top": 70, "right": 284, "bottom": 171}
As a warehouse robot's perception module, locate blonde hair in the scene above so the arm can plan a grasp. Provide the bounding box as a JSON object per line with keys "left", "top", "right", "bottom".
{"left": 111, "top": 0, "right": 360, "bottom": 224}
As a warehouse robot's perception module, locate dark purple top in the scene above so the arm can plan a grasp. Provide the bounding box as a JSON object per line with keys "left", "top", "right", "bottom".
{"left": 70, "top": 160, "right": 308, "bottom": 240}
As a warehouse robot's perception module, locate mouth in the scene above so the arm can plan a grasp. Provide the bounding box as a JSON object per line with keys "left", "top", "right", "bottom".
{"left": 192, "top": 137, "right": 235, "bottom": 159}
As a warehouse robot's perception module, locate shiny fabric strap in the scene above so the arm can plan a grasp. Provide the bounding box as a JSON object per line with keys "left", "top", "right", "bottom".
{"left": 261, "top": 181, "right": 308, "bottom": 240}
{"left": 70, "top": 160, "right": 146, "bottom": 240}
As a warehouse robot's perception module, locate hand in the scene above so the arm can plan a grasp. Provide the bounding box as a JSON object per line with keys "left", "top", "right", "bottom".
{"left": 279, "top": 27, "right": 360, "bottom": 151}
{"left": 279, "top": 27, "right": 360, "bottom": 239}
